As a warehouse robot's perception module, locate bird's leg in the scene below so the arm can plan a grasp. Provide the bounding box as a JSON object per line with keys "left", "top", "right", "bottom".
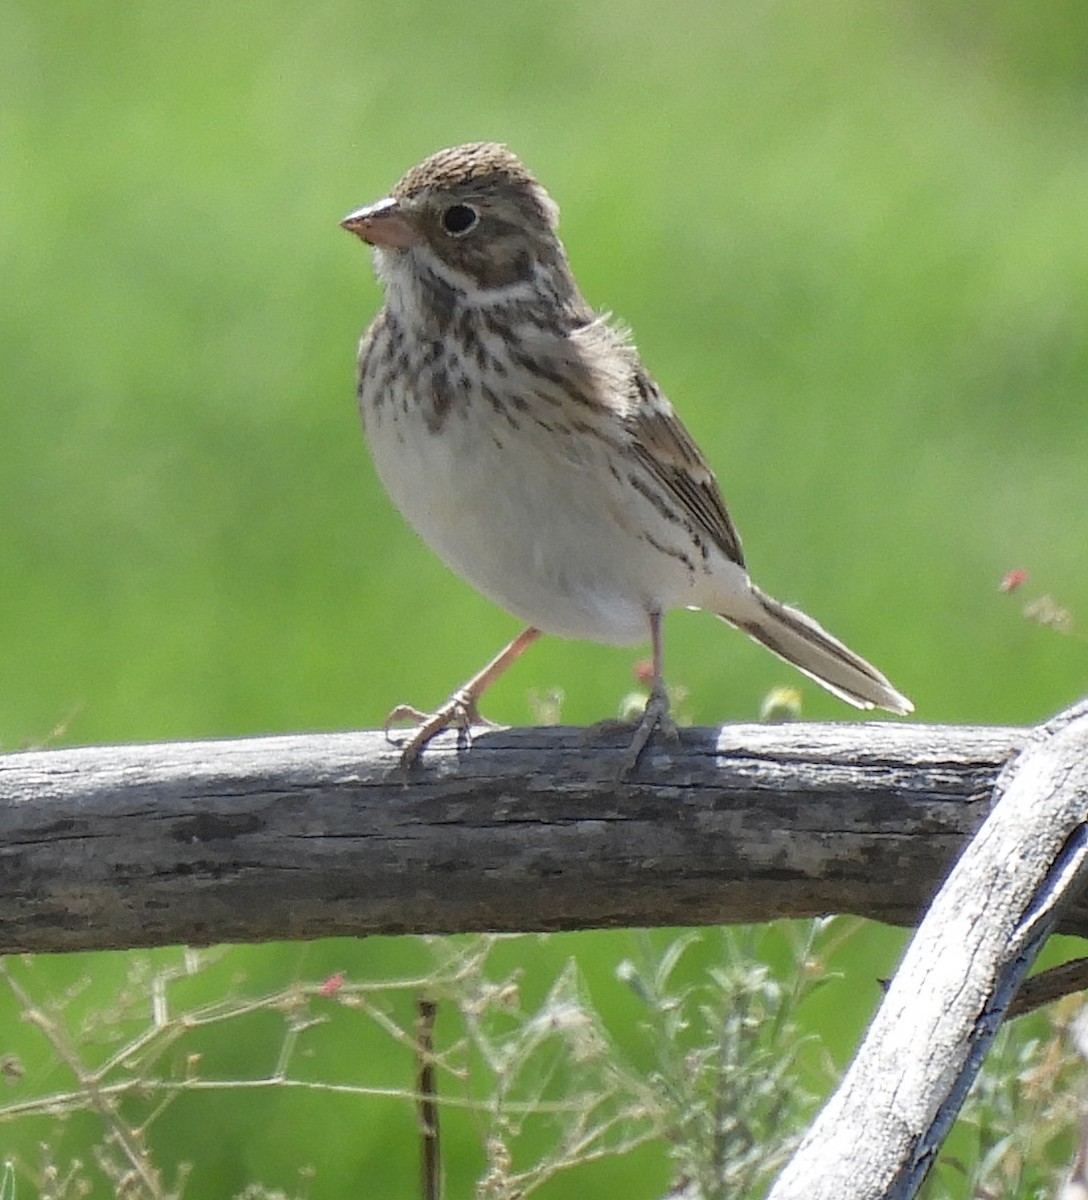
{"left": 621, "top": 610, "right": 679, "bottom": 772}
{"left": 386, "top": 627, "right": 542, "bottom": 769}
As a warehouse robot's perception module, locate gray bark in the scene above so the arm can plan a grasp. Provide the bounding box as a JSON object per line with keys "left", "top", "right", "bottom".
{"left": 2, "top": 717, "right": 1078, "bottom": 955}
{"left": 767, "top": 700, "right": 1088, "bottom": 1200}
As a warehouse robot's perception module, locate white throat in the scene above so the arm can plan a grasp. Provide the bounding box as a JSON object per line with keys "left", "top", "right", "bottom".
{"left": 376, "top": 244, "right": 540, "bottom": 318}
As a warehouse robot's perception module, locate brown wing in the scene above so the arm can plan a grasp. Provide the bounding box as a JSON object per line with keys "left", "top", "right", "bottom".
{"left": 626, "top": 367, "right": 745, "bottom": 567}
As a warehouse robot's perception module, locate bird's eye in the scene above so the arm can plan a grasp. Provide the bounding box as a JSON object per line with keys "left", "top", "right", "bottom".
{"left": 441, "top": 204, "right": 479, "bottom": 236}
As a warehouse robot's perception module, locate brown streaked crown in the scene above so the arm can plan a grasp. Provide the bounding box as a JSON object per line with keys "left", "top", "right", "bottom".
{"left": 392, "top": 142, "right": 539, "bottom": 201}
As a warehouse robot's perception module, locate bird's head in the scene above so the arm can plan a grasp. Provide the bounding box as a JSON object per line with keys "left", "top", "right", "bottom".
{"left": 341, "top": 142, "right": 571, "bottom": 304}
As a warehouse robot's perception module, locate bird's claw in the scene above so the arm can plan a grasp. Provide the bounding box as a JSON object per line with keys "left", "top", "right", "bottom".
{"left": 583, "top": 686, "right": 679, "bottom": 775}
{"left": 619, "top": 685, "right": 679, "bottom": 775}
{"left": 384, "top": 690, "right": 498, "bottom": 771}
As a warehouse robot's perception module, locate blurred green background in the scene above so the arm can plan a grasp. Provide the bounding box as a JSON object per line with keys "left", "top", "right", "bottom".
{"left": 2, "top": 0, "right": 1087, "bottom": 1195}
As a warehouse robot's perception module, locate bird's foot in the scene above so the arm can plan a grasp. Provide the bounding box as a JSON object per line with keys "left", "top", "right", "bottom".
{"left": 384, "top": 691, "right": 498, "bottom": 771}
{"left": 620, "top": 684, "right": 680, "bottom": 774}
{"left": 584, "top": 685, "right": 680, "bottom": 775}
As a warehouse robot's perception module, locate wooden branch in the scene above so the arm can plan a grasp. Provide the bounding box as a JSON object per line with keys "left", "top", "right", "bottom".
{"left": 4, "top": 718, "right": 1081, "bottom": 955}
{"left": 767, "top": 700, "right": 1088, "bottom": 1200}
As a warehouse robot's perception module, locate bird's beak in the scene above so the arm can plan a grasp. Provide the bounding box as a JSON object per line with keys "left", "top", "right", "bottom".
{"left": 340, "top": 197, "right": 422, "bottom": 248}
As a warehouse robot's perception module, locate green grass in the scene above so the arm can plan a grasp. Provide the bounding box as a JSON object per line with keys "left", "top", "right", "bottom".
{"left": 2, "top": 0, "right": 1087, "bottom": 1195}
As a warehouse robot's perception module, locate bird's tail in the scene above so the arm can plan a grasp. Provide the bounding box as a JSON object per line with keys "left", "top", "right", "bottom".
{"left": 724, "top": 586, "right": 913, "bottom": 714}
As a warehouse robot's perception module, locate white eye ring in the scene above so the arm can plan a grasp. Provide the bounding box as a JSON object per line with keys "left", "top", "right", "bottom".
{"left": 441, "top": 203, "right": 480, "bottom": 237}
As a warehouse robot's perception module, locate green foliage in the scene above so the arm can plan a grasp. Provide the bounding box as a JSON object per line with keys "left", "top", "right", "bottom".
{"left": 4, "top": 928, "right": 1079, "bottom": 1198}
{"left": 3, "top": 0, "right": 1088, "bottom": 1195}
{"left": 618, "top": 925, "right": 832, "bottom": 1199}
{"left": 0, "top": 928, "right": 840, "bottom": 1199}
{"left": 924, "top": 997, "right": 1087, "bottom": 1200}
{"left": 3, "top": 0, "right": 1087, "bottom": 748}
{"left": 0, "top": 939, "right": 659, "bottom": 1199}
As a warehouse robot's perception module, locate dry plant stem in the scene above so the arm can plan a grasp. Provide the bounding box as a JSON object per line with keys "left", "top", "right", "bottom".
{"left": 0, "top": 944, "right": 611, "bottom": 1144}
{"left": 0, "top": 1070, "right": 587, "bottom": 1124}
{"left": 389, "top": 626, "right": 542, "bottom": 768}
{"left": 502, "top": 1111, "right": 657, "bottom": 1197}
{"left": 0, "top": 960, "right": 167, "bottom": 1199}
{"left": 417, "top": 998, "right": 441, "bottom": 1200}
{"left": 766, "top": 698, "right": 1088, "bottom": 1200}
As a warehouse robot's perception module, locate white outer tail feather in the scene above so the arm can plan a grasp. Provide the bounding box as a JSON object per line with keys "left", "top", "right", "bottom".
{"left": 724, "top": 586, "right": 914, "bottom": 715}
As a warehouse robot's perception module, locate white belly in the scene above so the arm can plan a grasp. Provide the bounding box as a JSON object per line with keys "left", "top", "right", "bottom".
{"left": 363, "top": 393, "right": 735, "bottom": 645}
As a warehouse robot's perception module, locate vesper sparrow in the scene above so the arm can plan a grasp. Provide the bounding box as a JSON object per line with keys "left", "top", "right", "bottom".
{"left": 342, "top": 142, "right": 912, "bottom": 768}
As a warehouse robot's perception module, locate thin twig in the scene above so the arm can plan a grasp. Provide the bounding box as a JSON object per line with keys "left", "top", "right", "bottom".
{"left": 0, "top": 960, "right": 167, "bottom": 1198}
{"left": 417, "top": 997, "right": 442, "bottom": 1200}
{"left": 1010, "top": 959, "right": 1088, "bottom": 1019}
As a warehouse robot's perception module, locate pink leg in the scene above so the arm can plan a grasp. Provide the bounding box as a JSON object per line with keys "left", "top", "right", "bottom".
{"left": 387, "top": 627, "right": 542, "bottom": 768}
